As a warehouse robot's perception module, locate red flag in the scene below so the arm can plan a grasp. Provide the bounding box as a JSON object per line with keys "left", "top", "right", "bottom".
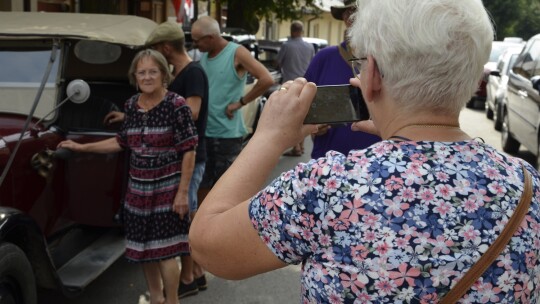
{"left": 172, "top": 0, "right": 185, "bottom": 23}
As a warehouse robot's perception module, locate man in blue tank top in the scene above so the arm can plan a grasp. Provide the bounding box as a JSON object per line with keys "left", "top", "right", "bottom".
{"left": 191, "top": 16, "right": 273, "bottom": 194}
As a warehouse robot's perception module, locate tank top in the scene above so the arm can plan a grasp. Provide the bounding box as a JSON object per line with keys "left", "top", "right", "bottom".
{"left": 200, "top": 42, "right": 247, "bottom": 138}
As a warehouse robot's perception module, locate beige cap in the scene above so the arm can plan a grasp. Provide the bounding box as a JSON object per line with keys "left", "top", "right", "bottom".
{"left": 146, "top": 21, "right": 185, "bottom": 46}
{"left": 330, "top": 0, "right": 356, "bottom": 20}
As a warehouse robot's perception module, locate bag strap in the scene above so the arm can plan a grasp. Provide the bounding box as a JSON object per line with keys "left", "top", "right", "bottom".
{"left": 338, "top": 42, "right": 355, "bottom": 63}
{"left": 440, "top": 164, "right": 533, "bottom": 304}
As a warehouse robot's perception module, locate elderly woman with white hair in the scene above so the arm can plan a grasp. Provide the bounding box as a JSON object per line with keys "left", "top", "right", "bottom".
{"left": 190, "top": 0, "right": 540, "bottom": 302}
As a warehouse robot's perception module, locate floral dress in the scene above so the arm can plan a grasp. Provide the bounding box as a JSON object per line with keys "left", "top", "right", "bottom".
{"left": 249, "top": 140, "right": 540, "bottom": 303}
{"left": 117, "top": 92, "right": 197, "bottom": 263}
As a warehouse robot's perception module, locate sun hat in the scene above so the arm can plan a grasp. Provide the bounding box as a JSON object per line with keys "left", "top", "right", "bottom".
{"left": 146, "top": 21, "right": 185, "bottom": 46}
{"left": 330, "top": 0, "right": 356, "bottom": 20}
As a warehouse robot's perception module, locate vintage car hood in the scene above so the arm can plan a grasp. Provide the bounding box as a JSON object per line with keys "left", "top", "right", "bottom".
{"left": 0, "top": 12, "right": 157, "bottom": 47}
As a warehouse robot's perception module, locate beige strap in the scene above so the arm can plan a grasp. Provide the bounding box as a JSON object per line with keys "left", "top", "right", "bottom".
{"left": 338, "top": 43, "right": 355, "bottom": 63}
{"left": 440, "top": 164, "right": 533, "bottom": 304}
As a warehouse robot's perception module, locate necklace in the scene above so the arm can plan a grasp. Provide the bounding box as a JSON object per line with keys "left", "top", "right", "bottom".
{"left": 139, "top": 90, "right": 166, "bottom": 112}
{"left": 388, "top": 123, "right": 461, "bottom": 141}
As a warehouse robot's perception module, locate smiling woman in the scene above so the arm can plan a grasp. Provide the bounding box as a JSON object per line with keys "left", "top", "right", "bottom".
{"left": 58, "top": 49, "right": 198, "bottom": 304}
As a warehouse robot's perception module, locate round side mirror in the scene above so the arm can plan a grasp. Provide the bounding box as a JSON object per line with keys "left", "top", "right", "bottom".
{"left": 66, "top": 79, "right": 90, "bottom": 104}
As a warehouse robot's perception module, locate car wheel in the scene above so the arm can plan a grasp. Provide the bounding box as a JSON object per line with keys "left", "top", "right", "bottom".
{"left": 485, "top": 102, "right": 494, "bottom": 119}
{"left": 493, "top": 100, "right": 503, "bottom": 131}
{"left": 501, "top": 110, "right": 520, "bottom": 153}
{"left": 0, "top": 243, "right": 37, "bottom": 304}
{"left": 466, "top": 98, "right": 475, "bottom": 109}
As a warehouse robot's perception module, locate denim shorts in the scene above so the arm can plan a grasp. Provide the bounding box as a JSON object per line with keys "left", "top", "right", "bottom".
{"left": 188, "top": 162, "right": 205, "bottom": 212}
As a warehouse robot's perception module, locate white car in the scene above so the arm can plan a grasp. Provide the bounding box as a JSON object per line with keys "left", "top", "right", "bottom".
{"left": 486, "top": 46, "right": 524, "bottom": 130}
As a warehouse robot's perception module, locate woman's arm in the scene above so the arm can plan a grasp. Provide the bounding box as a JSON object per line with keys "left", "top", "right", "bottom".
{"left": 173, "top": 150, "right": 195, "bottom": 219}
{"left": 57, "top": 137, "right": 123, "bottom": 154}
{"left": 190, "top": 78, "right": 318, "bottom": 280}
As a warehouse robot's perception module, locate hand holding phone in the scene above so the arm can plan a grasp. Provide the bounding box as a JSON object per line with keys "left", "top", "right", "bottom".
{"left": 303, "top": 84, "right": 369, "bottom": 124}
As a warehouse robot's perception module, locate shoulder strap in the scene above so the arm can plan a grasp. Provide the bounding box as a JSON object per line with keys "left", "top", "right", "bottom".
{"left": 338, "top": 43, "right": 355, "bottom": 63}
{"left": 441, "top": 164, "right": 533, "bottom": 304}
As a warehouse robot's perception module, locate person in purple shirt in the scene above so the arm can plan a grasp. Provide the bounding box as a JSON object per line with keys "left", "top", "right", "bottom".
{"left": 304, "top": 0, "right": 380, "bottom": 159}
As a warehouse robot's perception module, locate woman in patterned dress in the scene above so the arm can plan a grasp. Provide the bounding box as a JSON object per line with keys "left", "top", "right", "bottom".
{"left": 58, "top": 49, "right": 197, "bottom": 304}
{"left": 190, "top": 1, "right": 540, "bottom": 303}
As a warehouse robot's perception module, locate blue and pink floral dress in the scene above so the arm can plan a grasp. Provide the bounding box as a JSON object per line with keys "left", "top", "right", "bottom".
{"left": 249, "top": 140, "right": 540, "bottom": 303}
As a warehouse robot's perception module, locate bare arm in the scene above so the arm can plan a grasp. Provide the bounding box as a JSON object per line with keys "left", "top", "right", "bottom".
{"left": 172, "top": 150, "right": 195, "bottom": 219}
{"left": 57, "top": 137, "right": 123, "bottom": 154}
{"left": 185, "top": 96, "right": 202, "bottom": 121}
{"left": 237, "top": 46, "right": 274, "bottom": 104}
{"left": 190, "top": 79, "right": 318, "bottom": 279}
{"left": 226, "top": 46, "right": 274, "bottom": 119}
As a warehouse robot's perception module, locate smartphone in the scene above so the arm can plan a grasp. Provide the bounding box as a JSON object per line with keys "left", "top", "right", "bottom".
{"left": 303, "top": 84, "right": 369, "bottom": 124}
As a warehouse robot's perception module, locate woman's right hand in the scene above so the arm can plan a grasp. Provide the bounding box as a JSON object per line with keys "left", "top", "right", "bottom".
{"left": 57, "top": 140, "right": 85, "bottom": 152}
{"left": 253, "top": 78, "right": 318, "bottom": 152}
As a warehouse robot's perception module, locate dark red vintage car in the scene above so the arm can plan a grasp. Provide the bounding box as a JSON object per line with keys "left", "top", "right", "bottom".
{"left": 0, "top": 12, "right": 157, "bottom": 303}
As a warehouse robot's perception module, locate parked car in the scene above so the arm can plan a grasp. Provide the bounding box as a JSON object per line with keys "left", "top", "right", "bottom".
{"left": 502, "top": 33, "right": 540, "bottom": 168}
{"left": 278, "top": 37, "right": 329, "bottom": 53}
{"left": 467, "top": 38, "right": 526, "bottom": 108}
{"left": 258, "top": 39, "right": 283, "bottom": 95}
{"left": 0, "top": 12, "right": 157, "bottom": 303}
{"left": 258, "top": 36, "right": 329, "bottom": 96}
{"left": 485, "top": 45, "right": 524, "bottom": 130}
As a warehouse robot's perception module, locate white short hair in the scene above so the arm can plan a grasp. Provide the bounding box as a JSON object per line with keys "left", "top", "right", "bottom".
{"left": 348, "top": 0, "right": 494, "bottom": 114}
{"left": 194, "top": 16, "right": 221, "bottom": 36}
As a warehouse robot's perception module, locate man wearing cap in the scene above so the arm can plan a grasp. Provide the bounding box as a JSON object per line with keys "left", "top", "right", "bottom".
{"left": 104, "top": 21, "right": 209, "bottom": 299}
{"left": 304, "top": 0, "right": 380, "bottom": 159}
{"left": 190, "top": 16, "right": 273, "bottom": 196}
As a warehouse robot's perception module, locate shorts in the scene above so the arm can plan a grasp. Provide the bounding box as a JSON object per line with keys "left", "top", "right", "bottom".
{"left": 201, "top": 137, "right": 243, "bottom": 188}
{"left": 188, "top": 162, "right": 205, "bottom": 212}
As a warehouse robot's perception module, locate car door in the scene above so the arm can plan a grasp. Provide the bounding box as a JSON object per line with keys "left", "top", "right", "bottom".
{"left": 53, "top": 41, "right": 137, "bottom": 228}
{"left": 507, "top": 39, "right": 540, "bottom": 152}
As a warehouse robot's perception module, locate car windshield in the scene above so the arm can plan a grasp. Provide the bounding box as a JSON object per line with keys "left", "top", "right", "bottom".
{"left": 0, "top": 49, "right": 59, "bottom": 119}
{"left": 490, "top": 45, "right": 507, "bottom": 62}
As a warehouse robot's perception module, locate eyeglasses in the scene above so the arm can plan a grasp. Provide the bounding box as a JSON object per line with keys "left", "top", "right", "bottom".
{"left": 135, "top": 69, "right": 160, "bottom": 79}
{"left": 192, "top": 35, "right": 211, "bottom": 44}
{"left": 349, "top": 57, "right": 367, "bottom": 80}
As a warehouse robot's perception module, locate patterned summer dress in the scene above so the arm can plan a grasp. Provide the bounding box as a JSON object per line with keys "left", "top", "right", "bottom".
{"left": 250, "top": 140, "right": 540, "bottom": 303}
{"left": 117, "top": 92, "right": 197, "bottom": 263}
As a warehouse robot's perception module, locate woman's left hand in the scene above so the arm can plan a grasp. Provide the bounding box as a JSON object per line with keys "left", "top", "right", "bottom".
{"left": 173, "top": 192, "right": 189, "bottom": 219}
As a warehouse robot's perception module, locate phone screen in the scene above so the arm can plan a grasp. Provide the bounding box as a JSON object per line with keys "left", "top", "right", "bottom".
{"left": 303, "top": 84, "right": 369, "bottom": 124}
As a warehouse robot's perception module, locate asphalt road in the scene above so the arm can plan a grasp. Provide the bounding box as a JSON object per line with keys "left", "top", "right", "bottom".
{"left": 37, "top": 106, "right": 537, "bottom": 304}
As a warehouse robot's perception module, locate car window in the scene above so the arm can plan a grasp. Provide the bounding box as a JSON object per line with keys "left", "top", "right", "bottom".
{"left": 489, "top": 44, "right": 506, "bottom": 62}
{"left": 522, "top": 40, "right": 540, "bottom": 78}
{"left": 0, "top": 49, "right": 59, "bottom": 119}
{"left": 496, "top": 56, "right": 505, "bottom": 72}
{"left": 505, "top": 54, "right": 519, "bottom": 74}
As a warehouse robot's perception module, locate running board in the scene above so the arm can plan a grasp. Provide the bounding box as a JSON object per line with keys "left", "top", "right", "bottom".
{"left": 57, "top": 230, "right": 125, "bottom": 289}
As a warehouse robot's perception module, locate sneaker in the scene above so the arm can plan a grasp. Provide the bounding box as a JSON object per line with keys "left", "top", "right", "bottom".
{"left": 178, "top": 280, "right": 199, "bottom": 298}
{"left": 195, "top": 275, "right": 208, "bottom": 291}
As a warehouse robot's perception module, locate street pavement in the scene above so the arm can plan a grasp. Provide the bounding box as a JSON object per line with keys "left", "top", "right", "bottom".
{"left": 38, "top": 106, "right": 537, "bottom": 303}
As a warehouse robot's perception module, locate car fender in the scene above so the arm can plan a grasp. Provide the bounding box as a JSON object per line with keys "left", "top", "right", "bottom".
{"left": 0, "top": 207, "right": 62, "bottom": 291}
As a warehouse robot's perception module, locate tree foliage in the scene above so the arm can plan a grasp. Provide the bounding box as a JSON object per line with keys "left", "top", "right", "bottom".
{"left": 483, "top": 0, "right": 540, "bottom": 40}
{"left": 217, "top": 0, "right": 320, "bottom": 33}
{"left": 217, "top": 0, "right": 540, "bottom": 39}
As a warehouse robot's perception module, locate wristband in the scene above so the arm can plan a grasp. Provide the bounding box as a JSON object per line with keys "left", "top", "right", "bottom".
{"left": 239, "top": 97, "right": 247, "bottom": 106}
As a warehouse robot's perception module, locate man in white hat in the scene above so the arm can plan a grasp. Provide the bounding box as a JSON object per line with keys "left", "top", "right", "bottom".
{"left": 305, "top": 0, "right": 380, "bottom": 159}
